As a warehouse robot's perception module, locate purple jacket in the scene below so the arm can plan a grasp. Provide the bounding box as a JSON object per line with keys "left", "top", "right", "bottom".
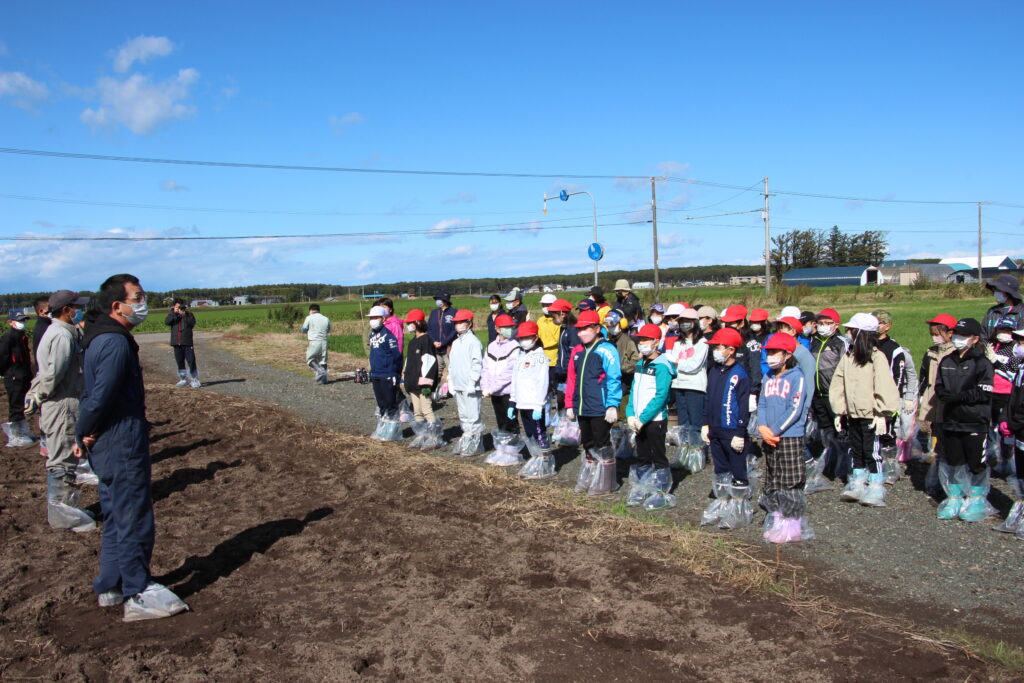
{"left": 481, "top": 338, "right": 519, "bottom": 396}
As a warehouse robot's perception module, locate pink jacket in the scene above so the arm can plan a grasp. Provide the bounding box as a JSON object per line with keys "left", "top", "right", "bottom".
{"left": 384, "top": 315, "right": 404, "bottom": 354}
{"left": 481, "top": 338, "right": 520, "bottom": 396}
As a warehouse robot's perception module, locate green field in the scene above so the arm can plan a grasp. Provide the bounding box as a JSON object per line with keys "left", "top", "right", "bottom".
{"left": 135, "top": 283, "right": 995, "bottom": 367}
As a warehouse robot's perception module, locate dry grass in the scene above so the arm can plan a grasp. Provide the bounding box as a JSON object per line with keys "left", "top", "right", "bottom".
{"left": 212, "top": 328, "right": 362, "bottom": 375}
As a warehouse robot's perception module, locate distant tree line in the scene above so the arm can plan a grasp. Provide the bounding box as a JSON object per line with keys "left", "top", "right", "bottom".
{"left": 770, "top": 226, "right": 889, "bottom": 279}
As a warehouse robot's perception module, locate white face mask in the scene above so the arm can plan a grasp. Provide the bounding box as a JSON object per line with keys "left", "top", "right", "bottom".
{"left": 435, "top": 299, "right": 444, "bottom": 308}
{"left": 712, "top": 349, "right": 729, "bottom": 364}
{"left": 766, "top": 353, "right": 784, "bottom": 369}
{"left": 666, "top": 320, "right": 678, "bottom": 330}
{"left": 541, "top": 307, "right": 549, "bottom": 316}
{"left": 10, "top": 320, "right": 24, "bottom": 331}
{"left": 406, "top": 323, "right": 416, "bottom": 334}
{"left": 489, "top": 303, "right": 500, "bottom": 312}
{"left": 122, "top": 300, "right": 148, "bottom": 326}
{"left": 578, "top": 327, "right": 598, "bottom": 345}
{"left": 997, "top": 332, "right": 1013, "bottom": 343}
{"left": 749, "top": 323, "right": 762, "bottom": 333}
{"left": 995, "top": 291, "right": 1008, "bottom": 304}
{"left": 1014, "top": 344, "right": 1024, "bottom": 359}
{"left": 699, "top": 319, "right": 710, "bottom": 331}
{"left": 817, "top": 324, "right": 835, "bottom": 337}
{"left": 650, "top": 315, "right": 663, "bottom": 326}
{"left": 803, "top": 324, "right": 814, "bottom": 336}
{"left": 499, "top": 327, "right": 514, "bottom": 339}
{"left": 369, "top": 319, "right": 382, "bottom": 331}
{"left": 951, "top": 335, "right": 969, "bottom": 350}
{"left": 606, "top": 325, "right": 621, "bottom": 337}
{"left": 455, "top": 322, "right": 470, "bottom": 334}
{"left": 637, "top": 342, "right": 655, "bottom": 356}
{"left": 931, "top": 334, "right": 945, "bottom": 344}
{"left": 518, "top": 338, "right": 535, "bottom": 350}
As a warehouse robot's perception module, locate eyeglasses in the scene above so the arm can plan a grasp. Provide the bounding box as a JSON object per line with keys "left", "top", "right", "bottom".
{"left": 123, "top": 292, "right": 147, "bottom": 304}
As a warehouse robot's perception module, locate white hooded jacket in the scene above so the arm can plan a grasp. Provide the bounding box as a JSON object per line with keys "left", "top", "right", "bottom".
{"left": 510, "top": 345, "right": 550, "bottom": 411}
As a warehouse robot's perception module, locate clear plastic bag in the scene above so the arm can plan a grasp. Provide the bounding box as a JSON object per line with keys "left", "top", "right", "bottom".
{"left": 718, "top": 483, "right": 753, "bottom": 529}
{"left": 700, "top": 473, "right": 732, "bottom": 526}
{"left": 574, "top": 456, "right": 596, "bottom": 493}
{"left": 626, "top": 464, "right": 655, "bottom": 507}
{"left": 519, "top": 438, "right": 555, "bottom": 479}
{"left": 372, "top": 417, "right": 402, "bottom": 441}
{"left": 485, "top": 430, "right": 525, "bottom": 467}
{"left": 451, "top": 426, "right": 485, "bottom": 457}
{"left": 552, "top": 419, "right": 581, "bottom": 447}
{"left": 75, "top": 459, "right": 99, "bottom": 486}
{"left": 547, "top": 397, "right": 561, "bottom": 429}
{"left": 804, "top": 455, "right": 834, "bottom": 494}
{"left": 614, "top": 431, "right": 636, "bottom": 460}
{"left": 666, "top": 426, "right": 683, "bottom": 447}
{"left": 681, "top": 439, "right": 706, "bottom": 473}
{"left": 46, "top": 473, "right": 96, "bottom": 532}
{"left": 762, "top": 488, "right": 814, "bottom": 543}
{"left": 398, "top": 399, "right": 414, "bottom": 423}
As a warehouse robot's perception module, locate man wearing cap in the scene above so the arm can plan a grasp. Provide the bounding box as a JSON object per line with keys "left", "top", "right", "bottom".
{"left": 505, "top": 288, "right": 529, "bottom": 326}
{"left": 809, "top": 308, "right": 850, "bottom": 476}
{"left": 613, "top": 280, "right": 641, "bottom": 326}
{"left": 565, "top": 310, "right": 622, "bottom": 495}
{"left": 1, "top": 309, "right": 36, "bottom": 447}
{"left": 449, "top": 308, "right": 484, "bottom": 453}
{"left": 165, "top": 299, "right": 200, "bottom": 388}
{"left": 427, "top": 292, "right": 460, "bottom": 386}
{"left": 983, "top": 275, "right": 1024, "bottom": 342}
{"left": 300, "top": 304, "right": 331, "bottom": 384}
{"left": 25, "top": 290, "right": 96, "bottom": 531}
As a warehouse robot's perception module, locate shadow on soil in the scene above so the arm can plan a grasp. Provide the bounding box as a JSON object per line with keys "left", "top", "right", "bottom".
{"left": 152, "top": 459, "right": 241, "bottom": 502}
{"left": 151, "top": 438, "right": 223, "bottom": 464}
{"left": 202, "top": 378, "right": 247, "bottom": 387}
{"left": 156, "top": 507, "right": 334, "bottom": 599}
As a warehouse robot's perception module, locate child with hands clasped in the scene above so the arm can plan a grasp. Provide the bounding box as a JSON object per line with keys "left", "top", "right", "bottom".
{"left": 509, "top": 322, "right": 555, "bottom": 479}
{"left": 482, "top": 314, "right": 520, "bottom": 436}
{"left": 449, "top": 309, "right": 485, "bottom": 455}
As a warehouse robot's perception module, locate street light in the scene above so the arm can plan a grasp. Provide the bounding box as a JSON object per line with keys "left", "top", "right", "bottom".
{"left": 544, "top": 189, "right": 600, "bottom": 287}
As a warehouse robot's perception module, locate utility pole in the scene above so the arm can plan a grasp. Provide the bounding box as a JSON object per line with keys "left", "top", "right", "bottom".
{"left": 977, "top": 202, "right": 983, "bottom": 283}
{"left": 763, "top": 176, "right": 771, "bottom": 295}
{"left": 651, "top": 177, "right": 660, "bottom": 301}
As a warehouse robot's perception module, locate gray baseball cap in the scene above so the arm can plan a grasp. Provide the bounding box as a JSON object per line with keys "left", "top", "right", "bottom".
{"left": 48, "top": 290, "right": 90, "bottom": 312}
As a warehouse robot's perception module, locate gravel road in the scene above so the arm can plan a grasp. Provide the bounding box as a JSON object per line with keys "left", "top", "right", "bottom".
{"left": 138, "top": 333, "right": 1024, "bottom": 646}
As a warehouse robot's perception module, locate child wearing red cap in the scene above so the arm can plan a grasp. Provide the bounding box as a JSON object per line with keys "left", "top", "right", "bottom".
{"left": 565, "top": 310, "right": 623, "bottom": 495}
{"left": 482, "top": 313, "right": 521, "bottom": 435}
{"left": 625, "top": 324, "right": 677, "bottom": 510}
{"left": 809, "top": 308, "right": 850, "bottom": 483}
{"left": 916, "top": 314, "right": 956, "bottom": 471}
{"left": 403, "top": 309, "right": 444, "bottom": 448}
{"left": 449, "top": 308, "right": 485, "bottom": 456}
{"left": 757, "top": 333, "right": 813, "bottom": 543}
{"left": 511, "top": 321, "right": 555, "bottom": 479}
{"left": 700, "top": 327, "right": 752, "bottom": 529}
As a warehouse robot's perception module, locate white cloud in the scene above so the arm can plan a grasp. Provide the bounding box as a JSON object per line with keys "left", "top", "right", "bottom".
{"left": 441, "top": 244, "right": 475, "bottom": 259}
{"left": 442, "top": 192, "right": 477, "bottom": 205}
{"left": 425, "top": 218, "right": 472, "bottom": 239}
{"left": 113, "top": 35, "right": 175, "bottom": 73}
{"left": 81, "top": 68, "right": 199, "bottom": 135}
{"left": 658, "top": 231, "right": 701, "bottom": 248}
{"left": 656, "top": 160, "right": 690, "bottom": 177}
{"left": 329, "top": 111, "right": 363, "bottom": 134}
{"left": 0, "top": 70, "right": 49, "bottom": 107}
{"left": 161, "top": 180, "right": 189, "bottom": 192}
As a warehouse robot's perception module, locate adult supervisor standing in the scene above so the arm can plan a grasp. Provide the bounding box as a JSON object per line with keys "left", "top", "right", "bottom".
{"left": 164, "top": 299, "right": 200, "bottom": 388}
{"left": 76, "top": 274, "right": 188, "bottom": 622}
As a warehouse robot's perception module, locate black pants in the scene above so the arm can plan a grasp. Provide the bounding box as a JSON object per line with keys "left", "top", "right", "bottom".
{"left": 371, "top": 376, "right": 400, "bottom": 417}
{"left": 490, "top": 394, "right": 518, "bottom": 433}
{"left": 710, "top": 434, "right": 747, "bottom": 484}
{"left": 940, "top": 429, "right": 987, "bottom": 474}
{"left": 172, "top": 345, "right": 198, "bottom": 374}
{"left": 579, "top": 415, "right": 611, "bottom": 452}
{"left": 4, "top": 373, "right": 29, "bottom": 422}
{"left": 636, "top": 420, "right": 668, "bottom": 470}
{"left": 847, "top": 417, "right": 880, "bottom": 473}
{"left": 518, "top": 408, "right": 548, "bottom": 448}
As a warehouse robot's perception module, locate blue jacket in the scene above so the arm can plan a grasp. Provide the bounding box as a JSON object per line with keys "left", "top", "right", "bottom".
{"left": 555, "top": 323, "right": 580, "bottom": 381}
{"left": 760, "top": 333, "right": 816, "bottom": 404}
{"left": 565, "top": 339, "right": 622, "bottom": 417}
{"left": 705, "top": 362, "right": 750, "bottom": 436}
{"left": 758, "top": 366, "right": 809, "bottom": 438}
{"left": 427, "top": 306, "right": 459, "bottom": 352}
{"left": 369, "top": 327, "right": 402, "bottom": 378}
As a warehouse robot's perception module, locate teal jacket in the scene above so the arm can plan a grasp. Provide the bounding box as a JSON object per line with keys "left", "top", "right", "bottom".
{"left": 626, "top": 353, "right": 676, "bottom": 424}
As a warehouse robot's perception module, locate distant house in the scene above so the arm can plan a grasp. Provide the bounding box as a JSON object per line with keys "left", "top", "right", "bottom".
{"left": 232, "top": 295, "right": 251, "bottom": 306}
{"left": 729, "top": 275, "right": 767, "bottom": 286}
{"left": 938, "top": 255, "right": 1022, "bottom": 283}
{"left": 782, "top": 266, "right": 881, "bottom": 287}
{"left": 632, "top": 281, "right": 655, "bottom": 290}
{"left": 190, "top": 299, "right": 219, "bottom": 307}
{"left": 256, "top": 297, "right": 283, "bottom": 305}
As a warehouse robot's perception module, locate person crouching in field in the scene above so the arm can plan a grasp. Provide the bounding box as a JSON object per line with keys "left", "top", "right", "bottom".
{"left": 482, "top": 314, "right": 520, "bottom": 436}
{"left": 449, "top": 309, "right": 485, "bottom": 455}
{"left": 625, "top": 324, "right": 677, "bottom": 511}
{"left": 511, "top": 322, "right": 555, "bottom": 479}
{"left": 829, "top": 313, "right": 899, "bottom": 508}
{"left": 758, "top": 333, "right": 813, "bottom": 543}
{"left": 367, "top": 305, "right": 402, "bottom": 440}
{"left": 300, "top": 304, "right": 330, "bottom": 384}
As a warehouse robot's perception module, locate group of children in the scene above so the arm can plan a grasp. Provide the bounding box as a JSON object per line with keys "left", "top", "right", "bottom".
{"left": 353, "top": 276, "right": 1024, "bottom": 544}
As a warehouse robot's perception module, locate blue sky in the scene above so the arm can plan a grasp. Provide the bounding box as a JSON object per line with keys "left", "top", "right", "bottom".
{"left": 1, "top": 1, "right": 1022, "bottom": 294}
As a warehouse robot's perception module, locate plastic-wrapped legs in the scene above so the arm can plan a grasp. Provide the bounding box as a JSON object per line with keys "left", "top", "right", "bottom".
{"left": 4, "top": 420, "right": 35, "bottom": 448}
{"left": 763, "top": 488, "right": 814, "bottom": 544}
{"left": 451, "top": 423, "right": 484, "bottom": 457}
{"left": 718, "top": 482, "right": 753, "bottom": 529}
{"left": 371, "top": 415, "right": 402, "bottom": 442}
{"left": 959, "top": 467, "right": 992, "bottom": 522}
{"left": 994, "top": 476, "right": 1024, "bottom": 533}
{"left": 188, "top": 371, "right": 202, "bottom": 389}
{"left": 175, "top": 369, "right": 188, "bottom": 387}
{"left": 642, "top": 467, "right": 676, "bottom": 511}
{"left": 936, "top": 461, "right": 969, "bottom": 520}
{"left": 626, "top": 464, "right": 654, "bottom": 507}
{"left": 804, "top": 454, "right": 834, "bottom": 495}
{"left": 410, "top": 419, "right": 445, "bottom": 451}
{"left": 46, "top": 469, "right": 96, "bottom": 532}
{"left": 839, "top": 468, "right": 868, "bottom": 502}
{"left": 75, "top": 459, "right": 99, "bottom": 486}
{"left": 485, "top": 429, "right": 525, "bottom": 467}
{"left": 746, "top": 452, "right": 760, "bottom": 483}
{"left": 518, "top": 438, "right": 556, "bottom": 480}
{"left": 700, "top": 473, "right": 732, "bottom": 526}
{"left": 881, "top": 445, "right": 903, "bottom": 485}
{"left": 587, "top": 446, "right": 618, "bottom": 496}
{"left": 575, "top": 453, "right": 596, "bottom": 493}
{"left": 860, "top": 472, "right": 888, "bottom": 507}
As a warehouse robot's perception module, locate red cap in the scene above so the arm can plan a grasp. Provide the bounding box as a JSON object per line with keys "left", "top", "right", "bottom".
{"left": 548, "top": 298, "right": 572, "bottom": 312}
{"left": 452, "top": 309, "right": 474, "bottom": 322}
{"left": 720, "top": 304, "right": 748, "bottom": 323}
{"left": 636, "top": 323, "right": 663, "bottom": 340}
{"left": 494, "top": 314, "right": 514, "bottom": 327}
{"left": 516, "top": 321, "right": 539, "bottom": 338}
{"left": 776, "top": 316, "right": 803, "bottom": 332}
{"left": 817, "top": 308, "right": 840, "bottom": 324}
{"left": 764, "top": 332, "right": 797, "bottom": 352}
{"left": 405, "top": 309, "right": 425, "bottom": 323}
{"left": 707, "top": 327, "right": 743, "bottom": 347}
{"left": 574, "top": 310, "right": 601, "bottom": 328}
{"left": 749, "top": 308, "right": 769, "bottom": 322}
{"left": 927, "top": 314, "right": 957, "bottom": 329}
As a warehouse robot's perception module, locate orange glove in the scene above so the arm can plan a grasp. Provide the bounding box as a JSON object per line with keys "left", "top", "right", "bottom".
{"left": 758, "top": 425, "right": 780, "bottom": 447}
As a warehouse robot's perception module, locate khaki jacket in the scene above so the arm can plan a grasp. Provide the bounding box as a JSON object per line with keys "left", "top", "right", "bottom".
{"left": 829, "top": 348, "right": 899, "bottom": 419}
{"left": 917, "top": 342, "right": 955, "bottom": 429}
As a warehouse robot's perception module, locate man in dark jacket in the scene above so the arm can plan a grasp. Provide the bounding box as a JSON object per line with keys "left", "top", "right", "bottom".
{"left": 164, "top": 299, "right": 200, "bottom": 388}
{"left": 504, "top": 288, "right": 529, "bottom": 326}
{"left": 427, "top": 291, "right": 459, "bottom": 385}
{"left": 76, "top": 274, "right": 188, "bottom": 622}
{"left": 982, "top": 275, "right": 1024, "bottom": 342}
{"left": 1, "top": 310, "right": 36, "bottom": 446}
{"left": 613, "top": 279, "right": 641, "bottom": 326}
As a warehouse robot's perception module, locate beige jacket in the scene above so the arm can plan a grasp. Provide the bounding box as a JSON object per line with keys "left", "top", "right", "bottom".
{"left": 829, "top": 348, "right": 900, "bottom": 419}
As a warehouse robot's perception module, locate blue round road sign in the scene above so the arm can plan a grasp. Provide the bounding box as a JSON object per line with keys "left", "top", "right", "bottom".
{"left": 559, "top": 189, "right": 569, "bottom": 201}
{"left": 588, "top": 242, "right": 604, "bottom": 261}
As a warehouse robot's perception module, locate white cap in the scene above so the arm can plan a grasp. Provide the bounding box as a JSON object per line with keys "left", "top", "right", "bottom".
{"left": 779, "top": 305, "right": 801, "bottom": 320}
{"left": 666, "top": 303, "right": 686, "bottom": 316}
{"left": 540, "top": 293, "right": 557, "bottom": 305}
{"left": 1011, "top": 328, "right": 1024, "bottom": 339}
{"left": 844, "top": 312, "right": 879, "bottom": 331}
{"left": 366, "top": 306, "right": 388, "bottom": 318}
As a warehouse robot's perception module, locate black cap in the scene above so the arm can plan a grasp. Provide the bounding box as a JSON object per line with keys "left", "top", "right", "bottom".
{"left": 7, "top": 310, "right": 28, "bottom": 322}
{"left": 434, "top": 291, "right": 451, "bottom": 302}
{"left": 799, "top": 311, "right": 816, "bottom": 324}
{"left": 985, "top": 274, "right": 1020, "bottom": 298}
{"left": 589, "top": 285, "right": 604, "bottom": 297}
{"left": 953, "top": 317, "right": 984, "bottom": 337}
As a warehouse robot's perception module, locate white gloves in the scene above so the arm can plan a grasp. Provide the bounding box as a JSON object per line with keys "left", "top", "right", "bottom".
{"left": 23, "top": 394, "right": 40, "bottom": 418}
{"left": 604, "top": 407, "right": 618, "bottom": 424}
{"left": 700, "top": 425, "right": 710, "bottom": 444}
{"left": 482, "top": 390, "right": 492, "bottom": 398}
{"left": 627, "top": 416, "right": 642, "bottom": 433}
{"left": 565, "top": 408, "right": 575, "bottom": 421}
{"left": 730, "top": 436, "right": 745, "bottom": 452}
{"left": 748, "top": 395, "right": 757, "bottom": 413}
{"left": 834, "top": 416, "right": 843, "bottom": 433}
{"left": 901, "top": 398, "right": 916, "bottom": 414}
{"left": 872, "top": 416, "right": 888, "bottom": 434}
